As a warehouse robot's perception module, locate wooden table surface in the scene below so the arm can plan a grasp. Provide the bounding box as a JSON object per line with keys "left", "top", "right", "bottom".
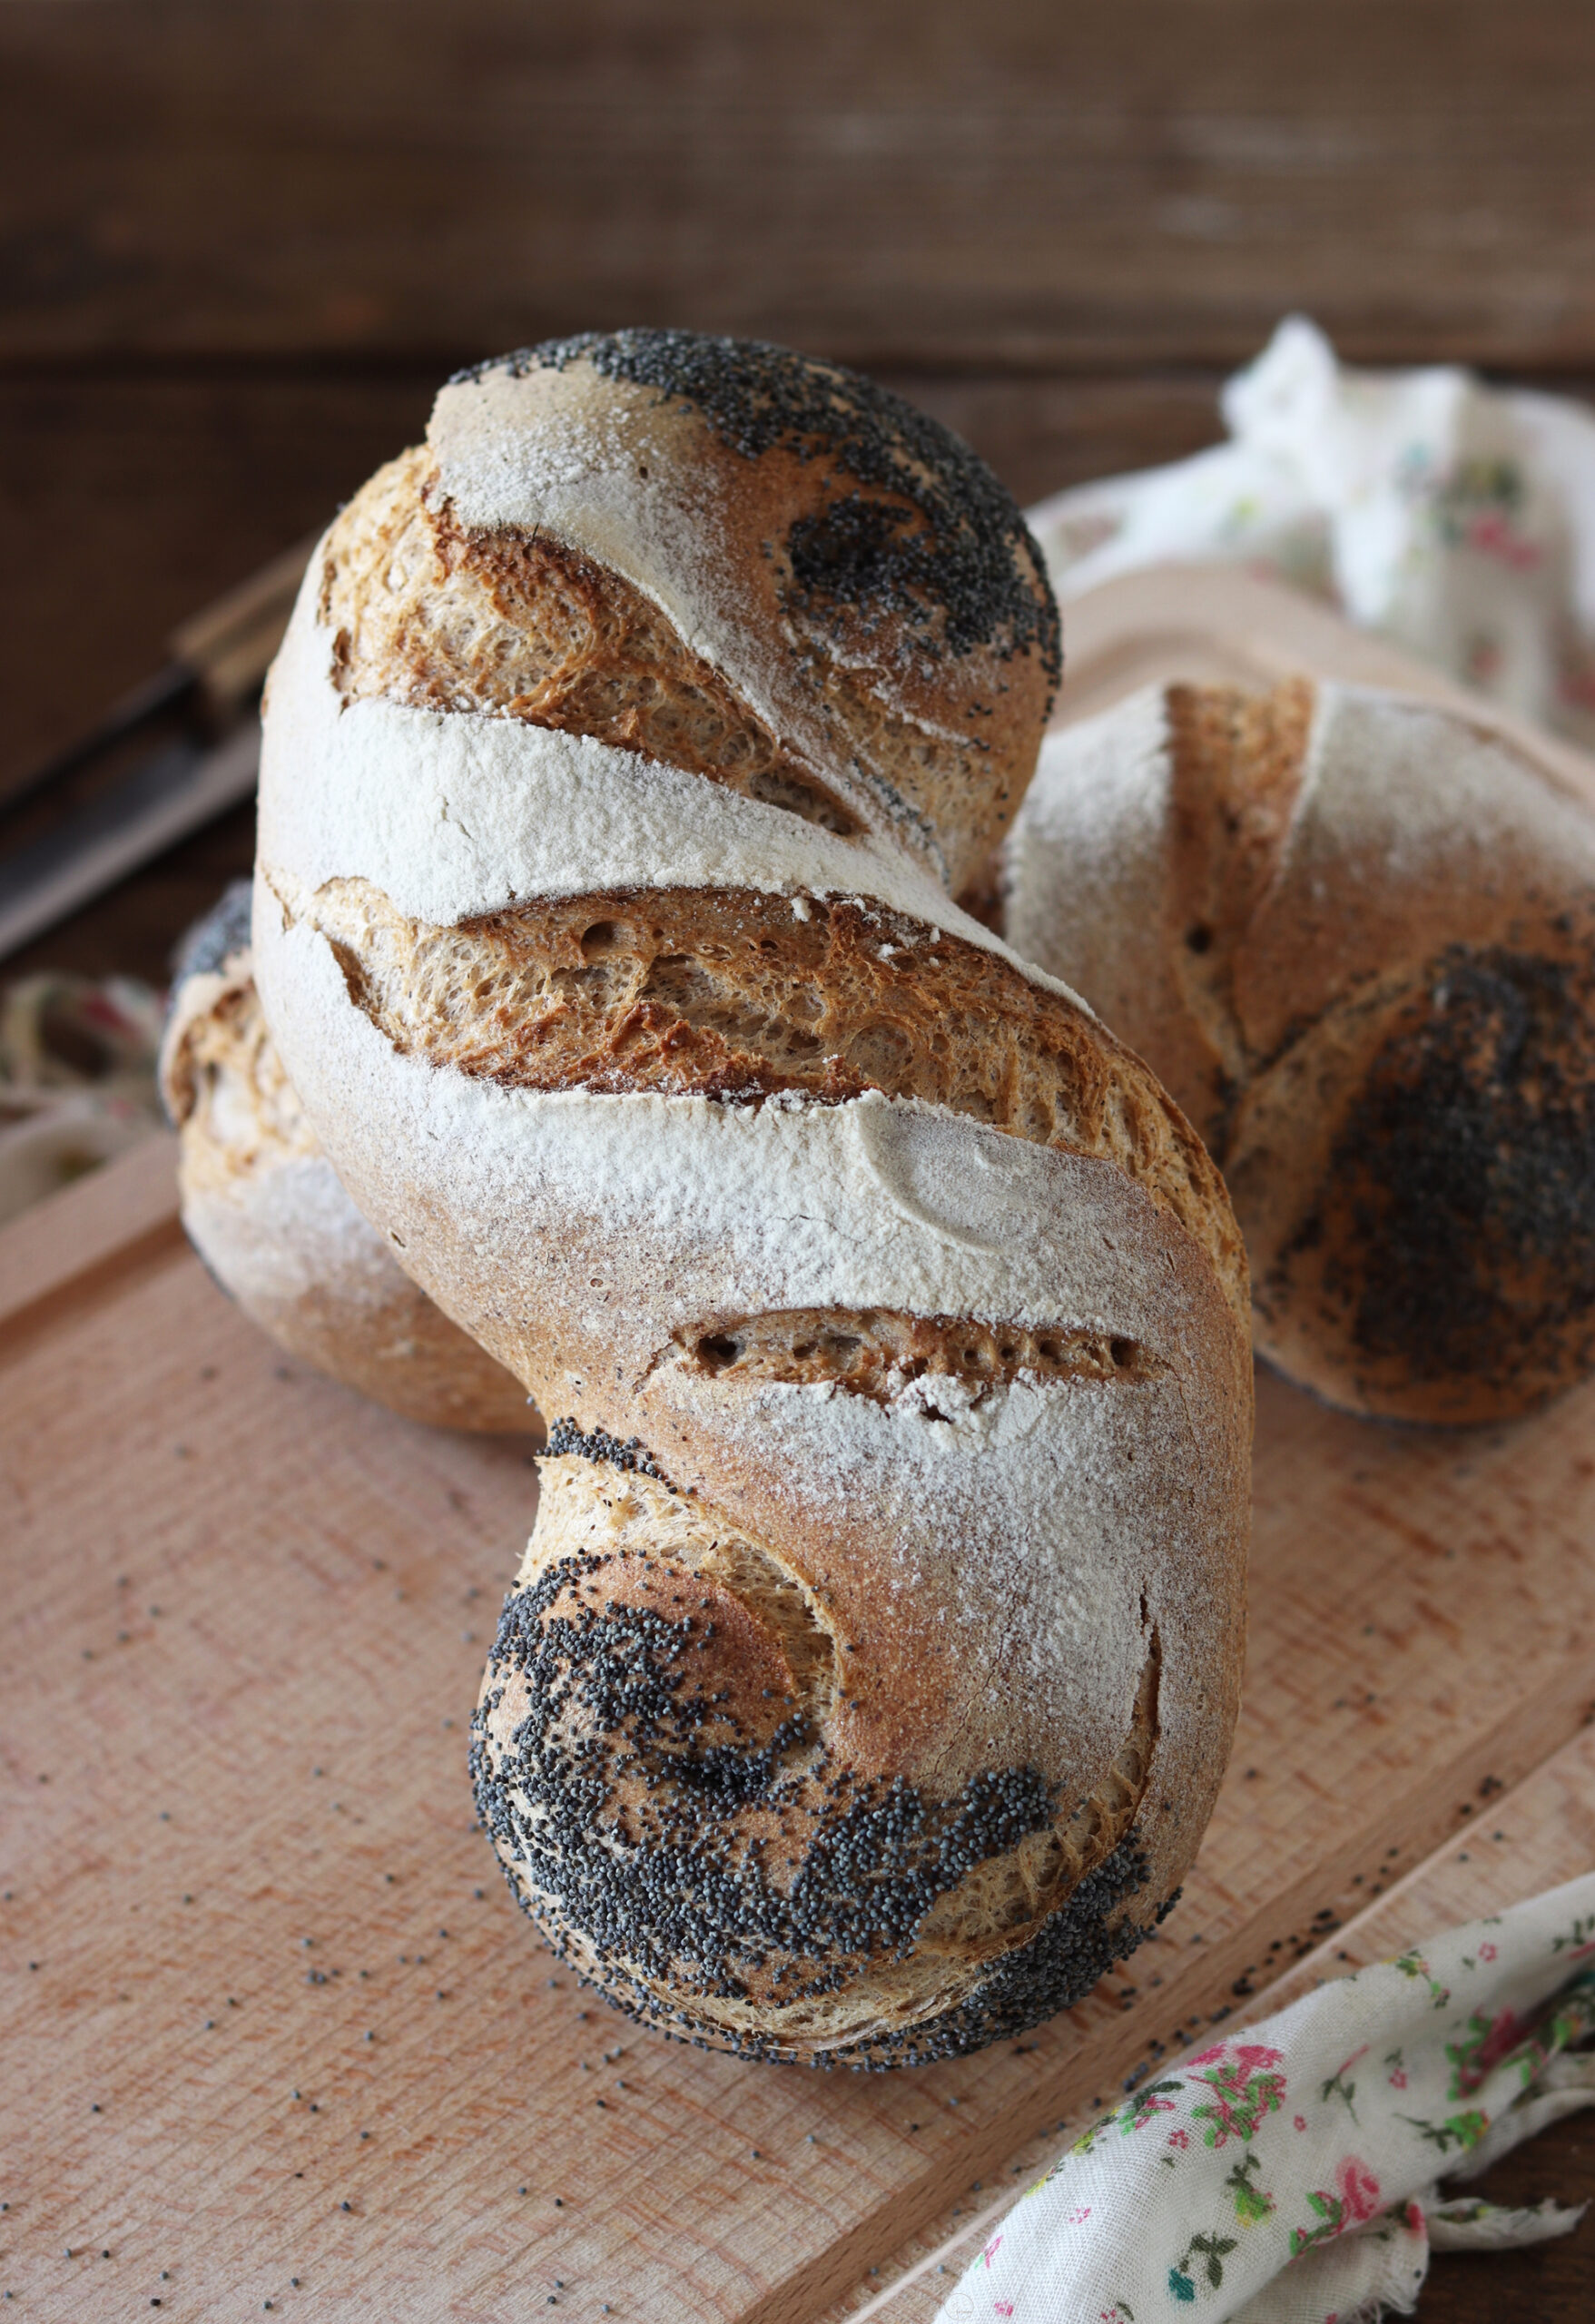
{"left": 3, "top": 6, "right": 1594, "bottom": 2315}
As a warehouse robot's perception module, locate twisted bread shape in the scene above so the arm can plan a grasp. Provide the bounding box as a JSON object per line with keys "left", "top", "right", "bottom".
{"left": 253, "top": 334, "right": 1252, "bottom": 2066}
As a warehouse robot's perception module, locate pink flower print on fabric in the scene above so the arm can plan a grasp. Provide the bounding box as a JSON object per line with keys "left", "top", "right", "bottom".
{"left": 1186, "top": 2043, "right": 1287, "bottom": 2149}
{"left": 981, "top": 2234, "right": 1003, "bottom": 2268}
{"left": 1447, "top": 2006, "right": 1529, "bottom": 2098}
{"left": 1465, "top": 508, "right": 1542, "bottom": 572}
{"left": 1120, "top": 2081, "right": 1182, "bottom": 2133}
{"left": 1338, "top": 2158, "right": 1382, "bottom": 2225}
{"left": 1286, "top": 2156, "right": 1383, "bottom": 2259}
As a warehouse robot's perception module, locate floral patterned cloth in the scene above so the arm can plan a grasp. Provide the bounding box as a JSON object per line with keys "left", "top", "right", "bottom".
{"left": 0, "top": 972, "right": 165, "bottom": 1226}
{"left": 933, "top": 1874, "right": 1595, "bottom": 2324}
{"left": 1026, "top": 316, "right": 1595, "bottom": 753}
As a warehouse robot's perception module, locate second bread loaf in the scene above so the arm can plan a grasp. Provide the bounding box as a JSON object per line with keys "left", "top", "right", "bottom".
{"left": 1004, "top": 678, "right": 1595, "bottom": 1422}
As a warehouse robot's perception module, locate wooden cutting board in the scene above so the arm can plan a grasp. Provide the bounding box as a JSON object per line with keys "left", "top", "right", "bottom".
{"left": 5, "top": 566, "right": 1595, "bottom": 2324}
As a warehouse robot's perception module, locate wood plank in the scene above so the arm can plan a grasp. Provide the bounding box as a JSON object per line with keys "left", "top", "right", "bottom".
{"left": 0, "top": 374, "right": 438, "bottom": 807}
{"left": 5, "top": 3, "right": 1595, "bottom": 371}
{"left": 5, "top": 998, "right": 1595, "bottom": 2323}
{"left": 822, "top": 1723, "right": 1595, "bottom": 2323}
{"left": 0, "top": 1128, "right": 179, "bottom": 1336}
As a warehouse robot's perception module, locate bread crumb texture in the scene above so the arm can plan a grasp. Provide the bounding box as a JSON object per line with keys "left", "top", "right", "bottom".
{"left": 325, "top": 327, "right": 1062, "bottom": 894}
{"left": 323, "top": 447, "right": 864, "bottom": 842}
{"left": 305, "top": 875, "right": 1247, "bottom": 1330}
{"left": 162, "top": 955, "right": 319, "bottom": 1181}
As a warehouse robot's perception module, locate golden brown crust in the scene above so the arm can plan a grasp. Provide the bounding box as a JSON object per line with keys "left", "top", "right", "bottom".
{"left": 162, "top": 960, "right": 316, "bottom": 1162}
{"left": 322, "top": 450, "right": 864, "bottom": 840}
{"left": 288, "top": 862, "right": 1251, "bottom": 2063}
{"left": 1162, "top": 679, "right": 1314, "bottom": 1136}
{"left": 306, "top": 878, "right": 1249, "bottom": 1332}
{"left": 322, "top": 352, "right": 1058, "bottom": 896}
{"left": 421, "top": 339, "right": 1062, "bottom": 894}
{"left": 1226, "top": 927, "right": 1595, "bottom": 1421}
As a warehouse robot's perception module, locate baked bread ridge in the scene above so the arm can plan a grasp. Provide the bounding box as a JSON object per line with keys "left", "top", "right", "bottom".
{"left": 161, "top": 901, "right": 536, "bottom": 1436}
{"left": 477, "top": 1449, "right": 1171, "bottom": 2065}
{"left": 1003, "top": 677, "right": 1595, "bottom": 1421}
{"left": 252, "top": 335, "right": 1252, "bottom": 2066}
{"left": 423, "top": 330, "right": 1062, "bottom": 895}
{"left": 252, "top": 907, "right": 1250, "bottom": 2066}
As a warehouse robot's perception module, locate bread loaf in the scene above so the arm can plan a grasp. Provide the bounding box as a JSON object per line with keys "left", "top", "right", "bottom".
{"left": 252, "top": 331, "right": 1252, "bottom": 2066}
{"left": 1003, "top": 678, "right": 1595, "bottom": 1423}
{"left": 162, "top": 886, "right": 537, "bottom": 1434}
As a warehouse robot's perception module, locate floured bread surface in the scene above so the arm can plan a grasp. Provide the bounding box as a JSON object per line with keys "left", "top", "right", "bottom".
{"left": 301, "top": 875, "right": 1243, "bottom": 1311}
{"left": 161, "top": 931, "right": 536, "bottom": 1435}
{"left": 319, "top": 330, "right": 1061, "bottom": 897}
{"left": 323, "top": 446, "right": 864, "bottom": 842}
{"left": 254, "top": 334, "right": 1251, "bottom": 2067}
{"left": 1005, "top": 678, "right": 1595, "bottom": 1421}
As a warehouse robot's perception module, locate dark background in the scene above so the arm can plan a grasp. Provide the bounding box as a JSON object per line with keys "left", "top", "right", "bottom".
{"left": 2, "top": 4, "right": 1592, "bottom": 2308}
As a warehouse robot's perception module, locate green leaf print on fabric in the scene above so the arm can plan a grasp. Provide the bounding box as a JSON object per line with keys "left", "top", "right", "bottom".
{"left": 1400, "top": 2109, "right": 1491, "bottom": 2156}
{"left": 1224, "top": 2152, "right": 1275, "bottom": 2226}
{"left": 1122, "top": 2081, "right": 1186, "bottom": 2133}
{"left": 1319, "top": 2046, "right": 1366, "bottom": 2122}
{"left": 1066, "top": 2081, "right": 1185, "bottom": 2160}
{"left": 930, "top": 1876, "right": 1595, "bottom": 2324}
{"left": 1168, "top": 2231, "right": 1236, "bottom": 2300}
{"left": 1185, "top": 2044, "right": 1286, "bottom": 2149}
{"left": 1391, "top": 1949, "right": 1451, "bottom": 2010}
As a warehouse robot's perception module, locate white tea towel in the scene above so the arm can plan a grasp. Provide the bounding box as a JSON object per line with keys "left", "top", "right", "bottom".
{"left": 1027, "top": 317, "right": 1595, "bottom": 751}
{"left": 934, "top": 1873, "right": 1595, "bottom": 2324}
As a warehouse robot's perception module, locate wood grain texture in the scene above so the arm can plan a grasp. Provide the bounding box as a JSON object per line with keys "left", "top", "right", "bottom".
{"left": 0, "top": 1128, "right": 180, "bottom": 1334}
{"left": 821, "top": 1723, "right": 1595, "bottom": 2323}
{"left": 5, "top": 1, "right": 1595, "bottom": 371}
{"left": 5, "top": 10, "right": 1595, "bottom": 2310}
{"left": 5, "top": 1087, "right": 1595, "bottom": 2319}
